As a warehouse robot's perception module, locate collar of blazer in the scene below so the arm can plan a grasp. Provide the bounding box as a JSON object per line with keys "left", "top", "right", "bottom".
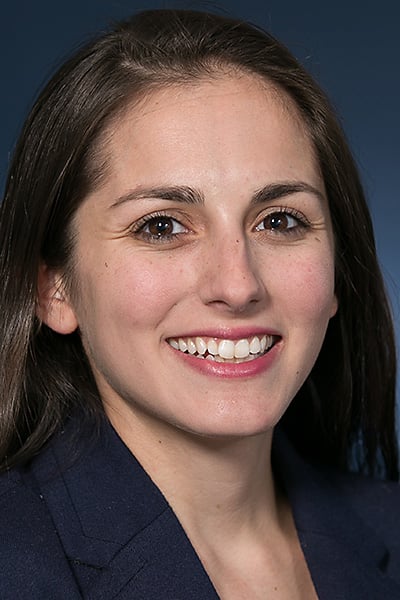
{"left": 31, "top": 413, "right": 400, "bottom": 600}
{"left": 272, "top": 429, "right": 400, "bottom": 599}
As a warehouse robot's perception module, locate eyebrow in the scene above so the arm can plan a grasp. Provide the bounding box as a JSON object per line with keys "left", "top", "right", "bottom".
{"left": 109, "top": 181, "right": 324, "bottom": 209}
{"left": 251, "top": 182, "right": 325, "bottom": 205}
{"left": 110, "top": 186, "right": 205, "bottom": 208}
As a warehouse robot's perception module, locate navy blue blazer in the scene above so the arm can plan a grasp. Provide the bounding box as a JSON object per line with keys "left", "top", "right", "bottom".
{"left": 1, "top": 414, "right": 399, "bottom": 599}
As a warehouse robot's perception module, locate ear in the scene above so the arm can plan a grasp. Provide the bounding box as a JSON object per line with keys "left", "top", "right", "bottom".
{"left": 36, "top": 264, "right": 78, "bottom": 334}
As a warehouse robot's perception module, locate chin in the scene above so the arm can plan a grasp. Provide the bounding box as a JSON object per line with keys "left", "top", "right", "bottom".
{"left": 174, "top": 409, "right": 283, "bottom": 441}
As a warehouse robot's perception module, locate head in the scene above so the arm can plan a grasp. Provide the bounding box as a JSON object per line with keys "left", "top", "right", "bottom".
{"left": 0, "top": 9, "right": 397, "bottom": 476}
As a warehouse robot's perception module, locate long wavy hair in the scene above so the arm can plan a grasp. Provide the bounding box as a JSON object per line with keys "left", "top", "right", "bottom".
{"left": 0, "top": 9, "right": 397, "bottom": 478}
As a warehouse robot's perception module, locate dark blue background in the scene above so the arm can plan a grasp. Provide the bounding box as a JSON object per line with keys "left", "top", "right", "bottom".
{"left": 1, "top": 0, "right": 399, "bottom": 418}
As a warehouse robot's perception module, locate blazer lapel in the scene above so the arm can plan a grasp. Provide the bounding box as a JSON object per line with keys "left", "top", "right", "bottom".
{"left": 33, "top": 415, "right": 219, "bottom": 599}
{"left": 273, "top": 430, "right": 400, "bottom": 599}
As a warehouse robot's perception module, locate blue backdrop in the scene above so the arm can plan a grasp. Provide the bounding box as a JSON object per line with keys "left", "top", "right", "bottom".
{"left": 1, "top": 0, "right": 399, "bottom": 419}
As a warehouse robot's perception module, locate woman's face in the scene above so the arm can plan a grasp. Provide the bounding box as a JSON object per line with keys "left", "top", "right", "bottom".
{"left": 47, "top": 74, "right": 337, "bottom": 438}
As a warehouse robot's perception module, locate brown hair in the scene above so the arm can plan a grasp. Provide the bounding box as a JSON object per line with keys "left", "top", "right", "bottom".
{"left": 0, "top": 9, "right": 397, "bottom": 477}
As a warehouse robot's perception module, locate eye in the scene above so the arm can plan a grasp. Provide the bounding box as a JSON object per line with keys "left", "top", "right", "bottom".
{"left": 132, "top": 213, "right": 189, "bottom": 242}
{"left": 143, "top": 216, "right": 186, "bottom": 237}
{"left": 255, "top": 210, "right": 306, "bottom": 234}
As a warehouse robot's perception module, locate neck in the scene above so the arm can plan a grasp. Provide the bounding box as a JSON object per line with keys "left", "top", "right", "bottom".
{"left": 106, "top": 402, "right": 284, "bottom": 546}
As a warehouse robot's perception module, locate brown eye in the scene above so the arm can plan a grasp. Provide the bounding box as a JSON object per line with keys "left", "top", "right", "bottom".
{"left": 256, "top": 212, "right": 299, "bottom": 232}
{"left": 267, "top": 214, "right": 291, "bottom": 231}
{"left": 147, "top": 217, "right": 174, "bottom": 237}
{"left": 139, "top": 215, "right": 187, "bottom": 240}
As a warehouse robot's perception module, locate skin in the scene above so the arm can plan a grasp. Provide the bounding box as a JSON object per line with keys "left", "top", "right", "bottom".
{"left": 39, "top": 73, "right": 337, "bottom": 598}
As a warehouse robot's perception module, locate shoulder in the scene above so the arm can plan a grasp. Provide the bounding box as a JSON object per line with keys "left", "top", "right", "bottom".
{"left": 275, "top": 428, "right": 400, "bottom": 535}
{"left": 333, "top": 469, "right": 400, "bottom": 544}
{"left": 273, "top": 428, "right": 400, "bottom": 570}
{"left": 0, "top": 465, "right": 81, "bottom": 598}
{"left": 314, "top": 464, "right": 400, "bottom": 581}
{"left": 0, "top": 466, "right": 45, "bottom": 538}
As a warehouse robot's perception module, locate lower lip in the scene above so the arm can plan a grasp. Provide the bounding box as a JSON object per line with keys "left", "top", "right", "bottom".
{"left": 166, "top": 341, "right": 281, "bottom": 379}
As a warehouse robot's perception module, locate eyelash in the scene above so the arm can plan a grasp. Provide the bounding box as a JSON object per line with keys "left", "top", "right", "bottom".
{"left": 130, "top": 211, "right": 190, "bottom": 243}
{"left": 255, "top": 207, "right": 310, "bottom": 236}
{"left": 130, "top": 207, "right": 309, "bottom": 243}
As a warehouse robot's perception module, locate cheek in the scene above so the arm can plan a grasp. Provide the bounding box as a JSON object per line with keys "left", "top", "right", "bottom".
{"left": 79, "top": 255, "right": 190, "bottom": 332}
{"left": 276, "top": 251, "right": 336, "bottom": 321}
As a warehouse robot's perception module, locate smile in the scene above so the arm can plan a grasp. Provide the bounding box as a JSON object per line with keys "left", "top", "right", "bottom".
{"left": 167, "top": 334, "right": 277, "bottom": 363}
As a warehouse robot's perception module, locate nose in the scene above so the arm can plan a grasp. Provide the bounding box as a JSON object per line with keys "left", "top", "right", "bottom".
{"left": 199, "top": 234, "right": 266, "bottom": 313}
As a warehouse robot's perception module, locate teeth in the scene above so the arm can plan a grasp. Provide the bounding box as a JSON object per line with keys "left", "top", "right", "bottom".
{"left": 249, "top": 336, "right": 261, "bottom": 354}
{"left": 195, "top": 337, "right": 207, "bottom": 355}
{"left": 218, "top": 339, "right": 235, "bottom": 359}
{"left": 187, "top": 338, "right": 197, "bottom": 354}
{"left": 234, "top": 339, "right": 250, "bottom": 358}
{"left": 261, "top": 336, "right": 268, "bottom": 352}
{"left": 168, "top": 334, "right": 275, "bottom": 362}
{"left": 207, "top": 339, "right": 218, "bottom": 355}
{"left": 179, "top": 338, "right": 190, "bottom": 352}
{"left": 178, "top": 338, "right": 188, "bottom": 352}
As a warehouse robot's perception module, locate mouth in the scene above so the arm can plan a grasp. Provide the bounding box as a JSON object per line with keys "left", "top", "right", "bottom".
{"left": 167, "top": 334, "right": 279, "bottom": 363}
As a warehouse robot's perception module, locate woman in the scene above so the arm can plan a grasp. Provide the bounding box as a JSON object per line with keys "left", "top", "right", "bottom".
{"left": 0, "top": 9, "right": 398, "bottom": 599}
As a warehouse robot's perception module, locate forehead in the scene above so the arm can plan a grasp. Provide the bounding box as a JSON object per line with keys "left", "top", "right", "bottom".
{"left": 94, "top": 73, "right": 321, "bottom": 196}
{"left": 110, "top": 73, "right": 310, "bottom": 142}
